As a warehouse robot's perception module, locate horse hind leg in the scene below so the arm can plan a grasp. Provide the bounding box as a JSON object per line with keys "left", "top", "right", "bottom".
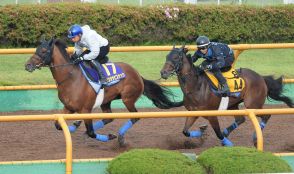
{"left": 207, "top": 117, "right": 233, "bottom": 146}
{"left": 253, "top": 114, "right": 271, "bottom": 146}
{"left": 118, "top": 99, "right": 139, "bottom": 147}
{"left": 223, "top": 105, "right": 246, "bottom": 137}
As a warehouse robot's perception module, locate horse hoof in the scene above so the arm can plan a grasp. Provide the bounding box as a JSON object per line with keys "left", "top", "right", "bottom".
{"left": 54, "top": 123, "right": 62, "bottom": 130}
{"left": 108, "top": 134, "right": 117, "bottom": 140}
{"left": 221, "top": 137, "right": 234, "bottom": 147}
{"left": 199, "top": 124, "right": 208, "bottom": 133}
{"left": 73, "top": 120, "right": 82, "bottom": 128}
{"left": 118, "top": 135, "right": 126, "bottom": 147}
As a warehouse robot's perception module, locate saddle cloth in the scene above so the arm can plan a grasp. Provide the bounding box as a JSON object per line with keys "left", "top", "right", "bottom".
{"left": 79, "top": 62, "right": 126, "bottom": 93}
{"left": 205, "top": 68, "right": 245, "bottom": 94}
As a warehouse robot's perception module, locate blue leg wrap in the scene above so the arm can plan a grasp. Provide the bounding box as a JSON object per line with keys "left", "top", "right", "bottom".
{"left": 253, "top": 121, "right": 266, "bottom": 140}
{"left": 221, "top": 137, "right": 233, "bottom": 146}
{"left": 232, "top": 122, "right": 238, "bottom": 129}
{"left": 96, "top": 134, "right": 109, "bottom": 142}
{"left": 119, "top": 120, "right": 133, "bottom": 136}
{"left": 189, "top": 130, "right": 202, "bottom": 138}
{"left": 93, "top": 120, "right": 105, "bottom": 131}
{"left": 260, "top": 121, "right": 266, "bottom": 130}
{"left": 68, "top": 125, "right": 77, "bottom": 133}
{"left": 223, "top": 128, "right": 229, "bottom": 136}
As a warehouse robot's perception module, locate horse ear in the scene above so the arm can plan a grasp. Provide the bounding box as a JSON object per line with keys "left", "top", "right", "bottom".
{"left": 48, "top": 37, "right": 55, "bottom": 46}
{"left": 40, "top": 35, "right": 46, "bottom": 42}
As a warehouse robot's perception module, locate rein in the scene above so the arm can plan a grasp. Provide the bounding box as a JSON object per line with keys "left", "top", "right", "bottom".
{"left": 47, "top": 62, "right": 75, "bottom": 68}
{"left": 54, "top": 68, "right": 74, "bottom": 86}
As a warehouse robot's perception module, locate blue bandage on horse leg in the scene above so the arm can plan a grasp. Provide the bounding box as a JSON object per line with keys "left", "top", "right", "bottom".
{"left": 119, "top": 120, "right": 133, "bottom": 136}
{"left": 68, "top": 125, "right": 77, "bottom": 133}
{"left": 232, "top": 122, "right": 238, "bottom": 129}
{"left": 189, "top": 130, "right": 202, "bottom": 138}
{"left": 96, "top": 134, "right": 109, "bottom": 142}
{"left": 221, "top": 137, "right": 233, "bottom": 146}
{"left": 253, "top": 121, "right": 267, "bottom": 140}
{"left": 93, "top": 120, "right": 105, "bottom": 131}
{"left": 223, "top": 128, "right": 229, "bottom": 136}
{"left": 260, "top": 121, "right": 266, "bottom": 130}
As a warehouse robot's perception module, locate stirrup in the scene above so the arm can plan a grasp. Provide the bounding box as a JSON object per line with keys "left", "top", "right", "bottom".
{"left": 99, "top": 77, "right": 107, "bottom": 85}
{"left": 219, "top": 84, "right": 230, "bottom": 94}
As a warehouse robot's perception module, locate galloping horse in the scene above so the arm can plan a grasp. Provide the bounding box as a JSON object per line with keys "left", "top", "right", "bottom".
{"left": 25, "top": 38, "right": 183, "bottom": 146}
{"left": 160, "top": 46, "right": 293, "bottom": 146}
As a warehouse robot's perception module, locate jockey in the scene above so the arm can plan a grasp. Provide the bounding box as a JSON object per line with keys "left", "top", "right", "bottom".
{"left": 67, "top": 24, "right": 109, "bottom": 84}
{"left": 192, "top": 36, "right": 235, "bottom": 95}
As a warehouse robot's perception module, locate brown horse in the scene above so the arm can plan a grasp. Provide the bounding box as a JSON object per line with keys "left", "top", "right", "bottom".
{"left": 25, "top": 38, "right": 183, "bottom": 146}
{"left": 160, "top": 46, "right": 293, "bottom": 146}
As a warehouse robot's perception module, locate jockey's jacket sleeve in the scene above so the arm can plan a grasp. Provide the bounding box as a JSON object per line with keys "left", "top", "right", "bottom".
{"left": 82, "top": 31, "right": 101, "bottom": 60}
{"left": 74, "top": 43, "right": 83, "bottom": 56}
{"left": 75, "top": 25, "right": 109, "bottom": 60}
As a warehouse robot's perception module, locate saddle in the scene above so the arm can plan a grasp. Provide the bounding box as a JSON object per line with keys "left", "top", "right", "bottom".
{"left": 79, "top": 62, "right": 126, "bottom": 93}
{"left": 205, "top": 68, "right": 245, "bottom": 97}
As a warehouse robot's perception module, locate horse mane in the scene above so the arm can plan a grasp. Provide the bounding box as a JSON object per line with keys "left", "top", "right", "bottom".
{"left": 54, "top": 39, "right": 71, "bottom": 61}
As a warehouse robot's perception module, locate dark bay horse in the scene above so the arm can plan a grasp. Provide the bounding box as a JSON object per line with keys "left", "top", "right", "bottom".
{"left": 25, "top": 38, "right": 183, "bottom": 146}
{"left": 160, "top": 46, "right": 293, "bottom": 146}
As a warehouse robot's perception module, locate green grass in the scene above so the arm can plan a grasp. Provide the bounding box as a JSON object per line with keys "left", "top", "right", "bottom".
{"left": 0, "top": 48, "right": 294, "bottom": 86}
{"left": 197, "top": 147, "right": 292, "bottom": 174}
{"left": 0, "top": 0, "right": 286, "bottom": 6}
{"left": 107, "top": 149, "right": 205, "bottom": 174}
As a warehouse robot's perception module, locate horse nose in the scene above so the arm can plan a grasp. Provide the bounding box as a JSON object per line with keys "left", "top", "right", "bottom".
{"left": 160, "top": 70, "right": 168, "bottom": 79}
{"left": 25, "top": 63, "right": 34, "bottom": 72}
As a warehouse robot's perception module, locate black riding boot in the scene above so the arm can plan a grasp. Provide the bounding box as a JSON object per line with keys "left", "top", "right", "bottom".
{"left": 213, "top": 69, "right": 230, "bottom": 94}
{"left": 90, "top": 60, "right": 107, "bottom": 84}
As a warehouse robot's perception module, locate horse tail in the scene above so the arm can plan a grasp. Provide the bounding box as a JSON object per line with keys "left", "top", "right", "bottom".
{"left": 142, "top": 78, "right": 183, "bottom": 109}
{"left": 263, "top": 76, "right": 293, "bottom": 108}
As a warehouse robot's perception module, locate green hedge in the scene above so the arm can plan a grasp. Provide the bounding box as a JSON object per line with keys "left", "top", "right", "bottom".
{"left": 197, "top": 147, "right": 292, "bottom": 174}
{"left": 107, "top": 149, "right": 205, "bottom": 174}
{"left": 0, "top": 3, "right": 294, "bottom": 47}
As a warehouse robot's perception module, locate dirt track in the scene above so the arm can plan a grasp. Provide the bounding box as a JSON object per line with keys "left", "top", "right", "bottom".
{"left": 0, "top": 105, "right": 293, "bottom": 162}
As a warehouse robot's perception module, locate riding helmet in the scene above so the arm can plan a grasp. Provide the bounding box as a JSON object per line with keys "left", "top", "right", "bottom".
{"left": 196, "top": 36, "right": 211, "bottom": 48}
{"left": 67, "top": 24, "right": 83, "bottom": 39}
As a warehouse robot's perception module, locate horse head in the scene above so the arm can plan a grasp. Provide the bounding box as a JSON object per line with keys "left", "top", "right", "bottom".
{"left": 25, "top": 37, "right": 55, "bottom": 72}
{"left": 160, "top": 45, "right": 189, "bottom": 79}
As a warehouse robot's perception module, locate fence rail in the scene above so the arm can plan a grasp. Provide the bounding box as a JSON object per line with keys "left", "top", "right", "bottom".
{"left": 0, "top": 108, "right": 294, "bottom": 174}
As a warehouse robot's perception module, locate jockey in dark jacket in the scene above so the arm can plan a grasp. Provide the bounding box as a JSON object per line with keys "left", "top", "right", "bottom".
{"left": 192, "top": 36, "right": 235, "bottom": 95}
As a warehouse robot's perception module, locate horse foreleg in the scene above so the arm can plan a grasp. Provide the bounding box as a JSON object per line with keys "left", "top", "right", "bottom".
{"left": 253, "top": 114, "right": 271, "bottom": 146}
{"left": 182, "top": 117, "right": 207, "bottom": 138}
{"left": 54, "top": 107, "right": 77, "bottom": 132}
{"left": 93, "top": 102, "right": 114, "bottom": 131}
{"left": 208, "top": 117, "right": 233, "bottom": 146}
{"left": 84, "top": 119, "right": 116, "bottom": 142}
{"left": 223, "top": 116, "right": 246, "bottom": 137}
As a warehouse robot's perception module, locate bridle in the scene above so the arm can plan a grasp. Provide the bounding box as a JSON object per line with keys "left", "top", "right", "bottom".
{"left": 34, "top": 39, "right": 76, "bottom": 85}
{"left": 165, "top": 48, "right": 184, "bottom": 76}
{"left": 35, "top": 39, "right": 75, "bottom": 69}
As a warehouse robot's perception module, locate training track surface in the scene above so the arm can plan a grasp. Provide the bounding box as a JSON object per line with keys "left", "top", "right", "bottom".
{"left": 0, "top": 105, "right": 293, "bottom": 162}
